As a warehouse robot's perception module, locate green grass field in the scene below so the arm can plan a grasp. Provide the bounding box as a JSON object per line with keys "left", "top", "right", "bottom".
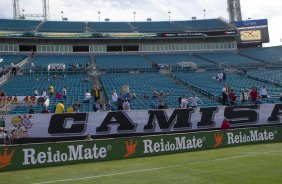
{"left": 1, "top": 143, "right": 282, "bottom": 184}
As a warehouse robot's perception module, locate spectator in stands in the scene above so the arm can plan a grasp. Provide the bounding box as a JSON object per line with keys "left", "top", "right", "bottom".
{"left": 180, "top": 94, "right": 189, "bottom": 108}
{"left": 30, "top": 62, "right": 35, "bottom": 70}
{"left": 111, "top": 90, "right": 118, "bottom": 103}
{"left": 35, "top": 76, "right": 39, "bottom": 82}
{"left": 143, "top": 93, "right": 149, "bottom": 100}
{"left": 255, "top": 95, "right": 263, "bottom": 104}
{"left": 240, "top": 89, "right": 248, "bottom": 103}
{"left": 260, "top": 86, "right": 268, "bottom": 98}
{"left": 131, "top": 93, "right": 137, "bottom": 100}
{"left": 280, "top": 93, "right": 282, "bottom": 102}
{"left": 49, "top": 84, "right": 54, "bottom": 96}
{"left": 31, "top": 50, "right": 35, "bottom": 58}
{"left": 221, "top": 84, "right": 228, "bottom": 105}
{"left": 178, "top": 96, "right": 182, "bottom": 107}
{"left": 117, "top": 95, "right": 123, "bottom": 110}
{"left": 122, "top": 98, "right": 130, "bottom": 111}
{"left": 29, "top": 109, "right": 35, "bottom": 114}
{"left": 152, "top": 91, "right": 158, "bottom": 98}
{"left": 0, "top": 90, "right": 5, "bottom": 97}
{"left": 105, "top": 100, "right": 113, "bottom": 111}
{"left": 37, "top": 96, "right": 45, "bottom": 106}
{"left": 154, "top": 90, "right": 166, "bottom": 109}
{"left": 223, "top": 72, "right": 226, "bottom": 81}
{"left": 73, "top": 99, "right": 81, "bottom": 112}
{"left": 189, "top": 94, "right": 203, "bottom": 108}
{"left": 62, "top": 86, "right": 67, "bottom": 100}
{"left": 41, "top": 107, "right": 50, "bottom": 114}
{"left": 43, "top": 96, "right": 50, "bottom": 108}
{"left": 228, "top": 89, "right": 237, "bottom": 106}
{"left": 83, "top": 89, "right": 92, "bottom": 103}
{"left": 250, "top": 87, "right": 258, "bottom": 103}
{"left": 34, "top": 88, "right": 39, "bottom": 96}
{"left": 67, "top": 104, "right": 74, "bottom": 113}
{"left": 55, "top": 91, "right": 62, "bottom": 100}
{"left": 55, "top": 101, "right": 64, "bottom": 114}
{"left": 91, "top": 86, "right": 102, "bottom": 102}
{"left": 123, "top": 93, "right": 132, "bottom": 101}
{"left": 221, "top": 119, "right": 230, "bottom": 130}
{"left": 217, "top": 72, "right": 223, "bottom": 82}
{"left": 12, "top": 67, "right": 16, "bottom": 76}
{"left": 42, "top": 89, "right": 47, "bottom": 97}
{"left": 243, "top": 68, "right": 247, "bottom": 75}
{"left": 93, "top": 100, "right": 102, "bottom": 112}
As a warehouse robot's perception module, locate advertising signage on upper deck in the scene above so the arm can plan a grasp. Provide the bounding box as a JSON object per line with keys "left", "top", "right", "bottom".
{"left": 235, "top": 19, "right": 270, "bottom": 44}
{"left": 234, "top": 19, "right": 268, "bottom": 28}
{"left": 161, "top": 30, "right": 238, "bottom": 38}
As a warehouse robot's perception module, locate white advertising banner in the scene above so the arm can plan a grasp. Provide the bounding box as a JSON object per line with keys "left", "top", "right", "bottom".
{"left": 3, "top": 104, "right": 282, "bottom": 138}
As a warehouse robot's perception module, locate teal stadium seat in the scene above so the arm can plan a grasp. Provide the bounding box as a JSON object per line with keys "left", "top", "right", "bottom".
{"left": 0, "top": 19, "right": 40, "bottom": 31}
{"left": 39, "top": 21, "right": 85, "bottom": 33}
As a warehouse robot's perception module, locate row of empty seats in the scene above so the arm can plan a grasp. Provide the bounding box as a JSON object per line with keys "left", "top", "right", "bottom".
{"left": 195, "top": 52, "right": 265, "bottom": 67}
{"left": 0, "top": 18, "right": 229, "bottom": 33}
{"left": 246, "top": 68, "right": 282, "bottom": 85}
{"left": 146, "top": 54, "right": 216, "bottom": 68}
{"left": 0, "top": 55, "right": 27, "bottom": 67}
{"left": 28, "top": 55, "right": 90, "bottom": 71}
{"left": 0, "top": 19, "right": 40, "bottom": 31}
{"left": 239, "top": 46, "right": 282, "bottom": 65}
{"left": 2, "top": 49, "right": 282, "bottom": 73}
{"left": 95, "top": 55, "right": 152, "bottom": 70}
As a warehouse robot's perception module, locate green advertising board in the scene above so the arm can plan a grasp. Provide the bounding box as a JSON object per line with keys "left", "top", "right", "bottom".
{"left": 0, "top": 126, "right": 281, "bottom": 172}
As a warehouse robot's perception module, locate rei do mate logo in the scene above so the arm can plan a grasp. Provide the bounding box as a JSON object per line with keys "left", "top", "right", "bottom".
{"left": 213, "top": 129, "right": 277, "bottom": 148}
{"left": 124, "top": 136, "right": 204, "bottom": 157}
{"left": 0, "top": 147, "right": 15, "bottom": 169}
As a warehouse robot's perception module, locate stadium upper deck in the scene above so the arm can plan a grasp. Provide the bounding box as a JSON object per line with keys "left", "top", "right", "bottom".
{"left": 0, "top": 18, "right": 230, "bottom": 33}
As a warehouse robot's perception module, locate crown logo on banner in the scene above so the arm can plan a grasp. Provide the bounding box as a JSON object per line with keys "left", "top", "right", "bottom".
{"left": 124, "top": 139, "right": 138, "bottom": 158}
{"left": 0, "top": 147, "right": 15, "bottom": 169}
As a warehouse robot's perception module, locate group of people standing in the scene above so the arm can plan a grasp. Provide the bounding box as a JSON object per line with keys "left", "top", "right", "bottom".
{"left": 222, "top": 84, "right": 269, "bottom": 106}
{"left": 178, "top": 94, "right": 203, "bottom": 109}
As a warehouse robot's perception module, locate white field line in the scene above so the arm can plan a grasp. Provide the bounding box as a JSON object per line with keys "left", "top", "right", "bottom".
{"left": 33, "top": 149, "right": 282, "bottom": 184}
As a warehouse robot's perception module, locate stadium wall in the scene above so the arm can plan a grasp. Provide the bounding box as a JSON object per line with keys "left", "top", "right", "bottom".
{"left": 0, "top": 125, "right": 281, "bottom": 171}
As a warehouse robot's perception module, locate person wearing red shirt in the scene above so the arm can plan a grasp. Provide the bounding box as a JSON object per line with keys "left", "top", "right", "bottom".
{"left": 250, "top": 87, "right": 258, "bottom": 103}
{"left": 221, "top": 119, "right": 230, "bottom": 130}
{"left": 228, "top": 89, "right": 237, "bottom": 105}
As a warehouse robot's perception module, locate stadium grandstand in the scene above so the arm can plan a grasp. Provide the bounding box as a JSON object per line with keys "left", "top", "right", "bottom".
{"left": 0, "top": 16, "right": 280, "bottom": 115}
{"left": 0, "top": 0, "right": 282, "bottom": 181}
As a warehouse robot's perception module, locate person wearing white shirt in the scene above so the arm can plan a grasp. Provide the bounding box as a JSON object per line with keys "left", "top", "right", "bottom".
{"left": 83, "top": 90, "right": 92, "bottom": 103}
{"left": 217, "top": 73, "right": 223, "bottom": 81}
{"left": 62, "top": 86, "right": 67, "bottom": 99}
{"left": 42, "top": 89, "right": 47, "bottom": 97}
{"left": 34, "top": 89, "right": 38, "bottom": 96}
{"left": 180, "top": 95, "right": 189, "bottom": 108}
{"left": 189, "top": 94, "right": 203, "bottom": 108}
{"left": 260, "top": 86, "right": 268, "bottom": 98}
{"left": 111, "top": 90, "right": 118, "bottom": 102}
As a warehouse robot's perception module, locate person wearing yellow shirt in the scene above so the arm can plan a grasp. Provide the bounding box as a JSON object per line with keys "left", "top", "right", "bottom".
{"left": 55, "top": 101, "right": 64, "bottom": 113}
{"left": 67, "top": 104, "right": 74, "bottom": 113}
{"left": 49, "top": 83, "right": 54, "bottom": 96}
